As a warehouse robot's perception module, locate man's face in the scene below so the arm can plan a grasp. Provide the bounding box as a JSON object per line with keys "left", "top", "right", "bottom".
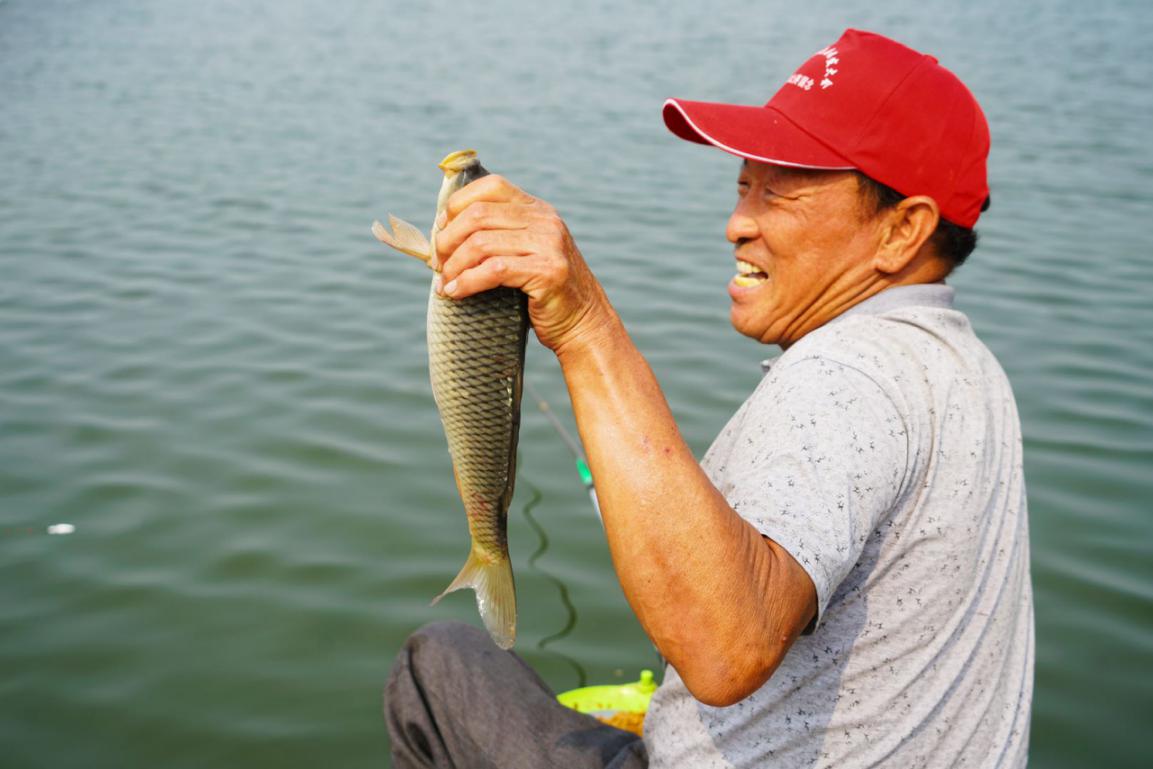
{"left": 726, "top": 161, "right": 881, "bottom": 347}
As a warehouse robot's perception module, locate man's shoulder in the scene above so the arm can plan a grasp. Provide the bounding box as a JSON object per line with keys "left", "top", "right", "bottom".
{"left": 780, "top": 300, "right": 983, "bottom": 379}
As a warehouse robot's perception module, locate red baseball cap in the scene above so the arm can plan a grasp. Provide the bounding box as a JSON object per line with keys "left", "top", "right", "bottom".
{"left": 663, "top": 29, "right": 990, "bottom": 228}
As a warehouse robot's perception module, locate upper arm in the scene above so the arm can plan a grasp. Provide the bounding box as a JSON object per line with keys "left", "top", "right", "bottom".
{"left": 726, "top": 355, "right": 907, "bottom": 631}
{"left": 680, "top": 355, "right": 905, "bottom": 706}
{"left": 669, "top": 356, "right": 907, "bottom": 705}
{"left": 764, "top": 535, "right": 818, "bottom": 639}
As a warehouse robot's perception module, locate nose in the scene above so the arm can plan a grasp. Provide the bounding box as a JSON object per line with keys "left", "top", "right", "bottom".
{"left": 726, "top": 203, "right": 758, "bottom": 245}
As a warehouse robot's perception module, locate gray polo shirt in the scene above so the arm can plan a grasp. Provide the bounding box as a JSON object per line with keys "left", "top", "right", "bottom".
{"left": 644, "top": 284, "right": 1034, "bottom": 768}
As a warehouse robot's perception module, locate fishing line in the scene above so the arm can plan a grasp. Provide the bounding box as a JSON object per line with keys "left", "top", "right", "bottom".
{"left": 519, "top": 478, "right": 588, "bottom": 688}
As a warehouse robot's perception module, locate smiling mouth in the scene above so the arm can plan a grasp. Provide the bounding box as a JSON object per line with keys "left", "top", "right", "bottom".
{"left": 733, "top": 259, "right": 769, "bottom": 287}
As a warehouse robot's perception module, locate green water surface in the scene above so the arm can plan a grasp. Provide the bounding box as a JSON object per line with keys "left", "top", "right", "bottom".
{"left": 2, "top": 1, "right": 1151, "bottom": 767}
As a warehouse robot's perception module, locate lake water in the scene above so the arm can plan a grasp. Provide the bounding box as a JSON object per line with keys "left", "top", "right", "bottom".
{"left": 2, "top": 1, "right": 1151, "bottom": 766}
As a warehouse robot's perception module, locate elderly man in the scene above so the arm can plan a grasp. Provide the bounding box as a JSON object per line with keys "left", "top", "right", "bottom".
{"left": 385, "top": 29, "right": 1033, "bottom": 768}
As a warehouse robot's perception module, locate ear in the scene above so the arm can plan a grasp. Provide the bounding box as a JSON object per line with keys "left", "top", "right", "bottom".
{"left": 873, "top": 196, "right": 940, "bottom": 275}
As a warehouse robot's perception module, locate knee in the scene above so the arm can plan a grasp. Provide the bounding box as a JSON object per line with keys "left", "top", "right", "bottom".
{"left": 386, "top": 621, "right": 492, "bottom": 712}
{"left": 405, "top": 620, "right": 488, "bottom": 657}
{"left": 395, "top": 620, "right": 492, "bottom": 676}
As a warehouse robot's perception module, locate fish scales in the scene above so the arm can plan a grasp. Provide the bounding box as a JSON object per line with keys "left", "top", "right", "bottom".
{"left": 427, "top": 285, "right": 527, "bottom": 563}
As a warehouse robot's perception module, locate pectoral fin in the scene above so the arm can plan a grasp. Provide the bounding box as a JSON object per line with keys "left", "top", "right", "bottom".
{"left": 372, "top": 214, "right": 432, "bottom": 262}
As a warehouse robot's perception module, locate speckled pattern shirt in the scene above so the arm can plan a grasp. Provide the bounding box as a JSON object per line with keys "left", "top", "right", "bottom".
{"left": 644, "top": 284, "right": 1034, "bottom": 768}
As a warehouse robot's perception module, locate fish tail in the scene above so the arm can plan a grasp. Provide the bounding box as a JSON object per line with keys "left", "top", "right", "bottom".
{"left": 431, "top": 547, "right": 517, "bottom": 649}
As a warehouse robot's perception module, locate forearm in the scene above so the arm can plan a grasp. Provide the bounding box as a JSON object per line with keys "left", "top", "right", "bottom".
{"left": 557, "top": 307, "right": 810, "bottom": 704}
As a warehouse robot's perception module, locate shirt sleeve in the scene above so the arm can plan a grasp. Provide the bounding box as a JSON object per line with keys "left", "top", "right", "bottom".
{"left": 716, "top": 354, "right": 909, "bottom": 631}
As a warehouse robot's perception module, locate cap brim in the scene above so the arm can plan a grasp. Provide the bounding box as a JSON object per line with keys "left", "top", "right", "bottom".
{"left": 663, "top": 98, "right": 855, "bottom": 170}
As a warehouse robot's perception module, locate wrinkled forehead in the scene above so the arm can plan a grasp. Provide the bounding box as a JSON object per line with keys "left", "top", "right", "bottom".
{"left": 739, "top": 158, "right": 858, "bottom": 188}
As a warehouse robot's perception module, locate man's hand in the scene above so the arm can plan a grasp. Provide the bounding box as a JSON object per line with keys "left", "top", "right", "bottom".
{"left": 434, "top": 174, "right": 612, "bottom": 357}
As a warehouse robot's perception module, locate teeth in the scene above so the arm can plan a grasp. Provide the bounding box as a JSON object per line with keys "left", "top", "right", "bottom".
{"left": 734, "top": 259, "right": 768, "bottom": 286}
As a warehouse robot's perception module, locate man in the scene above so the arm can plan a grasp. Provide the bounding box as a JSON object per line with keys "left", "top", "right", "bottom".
{"left": 386, "top": 29, "right": 1033, "bottom": 768}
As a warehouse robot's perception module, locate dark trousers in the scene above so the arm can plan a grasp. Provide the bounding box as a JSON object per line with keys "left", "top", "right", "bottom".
{"left": 385, "top": 621, "right": 648, "bottom": 769}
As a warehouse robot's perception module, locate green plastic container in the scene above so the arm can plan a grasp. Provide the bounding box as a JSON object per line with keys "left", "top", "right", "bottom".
{"left": 557, "top": 669, "right": 657, "bottom": 716}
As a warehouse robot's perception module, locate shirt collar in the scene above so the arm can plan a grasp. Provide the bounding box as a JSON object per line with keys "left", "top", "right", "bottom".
{"left": 836, "top": 282, "right": 955, "bottom": 320}
{"left": 759, "top": 283, "right": 956, "bottom": 373}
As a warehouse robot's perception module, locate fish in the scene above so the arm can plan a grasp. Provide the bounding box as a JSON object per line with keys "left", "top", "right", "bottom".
{"left": 372, "top": 149, "right": 528, "bottom": 649}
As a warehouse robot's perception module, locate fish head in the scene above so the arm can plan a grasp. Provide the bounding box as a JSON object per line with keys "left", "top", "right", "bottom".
{"left": 434, "top": 150, "right": 490, "bottom": 215}
{"left": 438, "top": 149, "right": 479, "bottom": 176}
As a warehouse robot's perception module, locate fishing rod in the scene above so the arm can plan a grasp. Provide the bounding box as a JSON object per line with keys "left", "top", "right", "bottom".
{"left": 524, "top": 379, "right": 602, "bottom": 523}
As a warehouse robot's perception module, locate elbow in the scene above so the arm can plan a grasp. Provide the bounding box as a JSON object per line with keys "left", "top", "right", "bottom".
{"left": 673, "top": 643, "right": 788, "bottom": 707}
{"left": 687, "top": 681, "right": 759, "bottom": 709}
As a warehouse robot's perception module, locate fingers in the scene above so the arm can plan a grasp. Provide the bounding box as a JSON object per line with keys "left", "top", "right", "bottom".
{"left": 444, "top": 175, "right": 535, "bottom": 220}
{"left": 435, "top": 200, "right": 532, "bottom": 261}
{"left": 434, "top": 176, "right": 539, "bottom": 267}
{"left": 441, "top": 229, "right": 575, "bottom": 302}
{"left": 439, "top": 229, "right": 533, "bottom": 286}
{"left": 440, "top": 212, "right": 574, "bottom": 293}
{"left": 441, "top": 255, "right": 533, "bottom": 300}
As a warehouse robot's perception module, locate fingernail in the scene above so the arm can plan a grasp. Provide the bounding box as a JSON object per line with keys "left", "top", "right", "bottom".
{"left": 433, "top": 275, "right": 444, "bottom": 294}
{"left": 435, "top": 211, "right": 447, "bottom": 228}
{"left": 444, "top": 279, "right": 458, "bottom": 296}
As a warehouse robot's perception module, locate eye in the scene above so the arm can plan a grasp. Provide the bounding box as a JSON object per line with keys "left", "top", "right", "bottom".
{"left": 737, "top": 179, "right": 750, "bottom": 197}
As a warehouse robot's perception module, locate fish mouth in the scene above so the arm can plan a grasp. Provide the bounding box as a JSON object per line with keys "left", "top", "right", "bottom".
{"left": 732, "top": 258, "right": 769, "bottom": 288}
{"left": 438, "top": 149, "right": 479, "bottom": 174}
